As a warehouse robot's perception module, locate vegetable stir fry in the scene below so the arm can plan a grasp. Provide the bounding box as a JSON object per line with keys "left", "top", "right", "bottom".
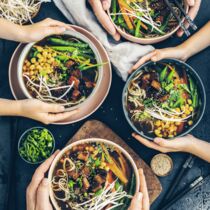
{"left": 23, "top": 35, "right": 102, "bottom": 108}
{"left": 52, "top": 143, "right": 135, "bottom": 210}
{"left": 110, "top": 0, "right": 182, "bottom": 38}
{"left": 19, "top": 128, "right": 54, "bottom": 163}
{"left": 126, "top": 62, "right": 201, "bottom": 138}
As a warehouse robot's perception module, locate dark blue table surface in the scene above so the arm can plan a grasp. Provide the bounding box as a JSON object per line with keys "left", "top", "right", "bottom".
{"left": 0, "top": 1, "right": 210, "bottom": 210}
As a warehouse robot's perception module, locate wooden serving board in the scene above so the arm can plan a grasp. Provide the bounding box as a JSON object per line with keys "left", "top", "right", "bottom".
{"left": 66, "top": 120, "right": 162, "bottom": 204}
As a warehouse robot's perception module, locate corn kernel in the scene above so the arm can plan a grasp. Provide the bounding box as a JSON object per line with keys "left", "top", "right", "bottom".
{"left": 188, "top": 120, "right": 193, "bottom": 126}
{"left": 155, "top": 120, "right": 161, "bottom": 126}
{"left": 187, "top": 99, "right": 192, "bottom": 105}
{"left": 189, "top": 106, "right": 193, "bottom": 112}
{"left": 181, "top": 105, "right": 185, "bottom": 111}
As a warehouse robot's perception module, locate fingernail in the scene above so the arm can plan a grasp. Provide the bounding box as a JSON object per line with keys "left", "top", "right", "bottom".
{"left": 154, "top": 138, "right": 161, "bottom": 143}
{"left": 137, "top": 192, "right": 143, "bottom": 201}
{"left": 114, "top": 33, "right": 121, "bottom": 41}
{"left": 59, "top": 27, "right": 66, "bottom": 32}
{"left": 42, "top": 179, "right": 49, "bottom": 186}
{"left": 58, "top": 106, "right": 65, "bottom": 112}
{"left": 139, "top": 168, "right": 143, "bottom": 174}
{"left": 132, "top": 133, "right": 136, "bottom": 137}
{"left": 152, "top": 56, "right": 157, "bottom": 61}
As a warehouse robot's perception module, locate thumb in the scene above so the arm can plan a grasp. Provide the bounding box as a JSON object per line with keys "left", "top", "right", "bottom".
{"left": 186, "top": 0, "right": 195, "bottom": 6}
{"left": 129, "top": 192, "right": 143, "bottom": 210}
{"left": 40, "top": 102, "right": 65, "bottom": 113}
{"left": 101, "top": 0, "right": 111, "bottom": 10}
{"left": 36, "top": 179, "right": 52, "bottom": 210}
{"left": 44, "top": 26, "right": 66, "bottom": 36}
{"left": 154, "top": 138, "right": 176, "bottom": 148}
{"left": 150, "top": 50, "right": 164, "bottom": 62}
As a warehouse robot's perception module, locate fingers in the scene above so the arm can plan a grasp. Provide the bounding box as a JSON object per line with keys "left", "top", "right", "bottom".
{"left": 39, "top": 102, "right": 65, "bottom": 113}
{"left": 41, "top": 18, "right": 72, "bottom": 30}
{"left": 154, "top": 136, "right": 189, "bottom": 152}
{"left": 129, "top": 51, "right": 157, "bottom": 73}
{"left": 43, "top": 26, "right": 67, "bottom": 37}
{"left": 26, "top": 151, "right": 59, "bottom": 210}
{"left": 28, "top": 151, "right": 59, "bottom": 195}
{"left": 128, "top": 192, "right": 143, "bottom": 210}
{"left": 186, "top": 0, "right": 195, "bottom": 7}
{"left": 177, "top": 0, "right": 201, "bottom": 37}
{"left": 139, "top": 169, "right": 150, "bottom": 210}
{"left": 132, "top": 133, "right": 168, "bottom": 153}
{"left": 89, "top": 0, "right": 120, "bottom": 41}
{"left": 46, "top": 109, "right": 78, "bottom": 124}
{"left": 36, "top": 179, "right": 53, "bottom": 210}
{"left": 101, "top": 0, "right": 111, "bottom": 10}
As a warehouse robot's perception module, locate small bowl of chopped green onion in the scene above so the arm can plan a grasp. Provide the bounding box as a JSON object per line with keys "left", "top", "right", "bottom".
{"left": 18, "top": 127, "right": 55, "bottom": 164}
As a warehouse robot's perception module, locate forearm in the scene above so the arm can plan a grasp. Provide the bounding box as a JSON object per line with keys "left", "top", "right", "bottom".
{"left": 185, "top": 137, "right": 210, "bottom": 163}
{"left": 180, "top": 21, "right": 210, "bottom": 59}
{"left": 0, "top": 99, "right": 22, "bottom": 116}
{"left": 0, "top": 18, "right": 26, "bottom": 42}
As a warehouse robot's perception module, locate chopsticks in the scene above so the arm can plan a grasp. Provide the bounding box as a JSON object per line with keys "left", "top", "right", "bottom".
{"left": 164, "top": 0, "right": 197, "bottom": 37}
{"left": 159, "top": 175, "right": 208, "bottom": 210}
{"left": 163, "top": 155, "right": 195, "bottom": 202}
{"left": 173, "top": 0, "right": 198, "bottom": 30}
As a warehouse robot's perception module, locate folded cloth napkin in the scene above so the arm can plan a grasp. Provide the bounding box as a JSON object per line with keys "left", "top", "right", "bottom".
{"left": 53, "top": 0, "right": 154, "bottom": 81}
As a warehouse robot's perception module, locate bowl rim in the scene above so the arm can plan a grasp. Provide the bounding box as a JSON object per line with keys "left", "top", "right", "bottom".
{"left": 48, "top": 138, "right": 140, "bottom": 210}
{"left": 18, "top": 126, "right": 55, "bottom": 164}
{"left": 122, "top": 58, "right": 206, "bottom": 140}
{"left": 17, "top": 30, "right": 104, "bottom": 111}
{"left": 107, "top": 2, "right": 189, "bottom": 42}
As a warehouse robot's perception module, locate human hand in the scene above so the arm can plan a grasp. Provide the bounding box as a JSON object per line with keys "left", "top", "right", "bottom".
{"left": 26, "top": 150, "right": 59, "bottom": 210}
{"left": 129, "top": 46, "right": 188, "bottom": 73}
{"left": 18, "top": 99, "right": 78, "bottom": 124}
{"left": 128, "top": 169, "right": 150, "bottom": 210}
{"left": 177, "top": 0, "right": 201, "bottom": 37}
{"left": 132, "top": 133, "right": 197, "bottom": 153}
{"left": 21, "top": 18, "right": 72, "bottom": 43}
{"left": 88, "top": 0, "right": 120, "bottom": 41}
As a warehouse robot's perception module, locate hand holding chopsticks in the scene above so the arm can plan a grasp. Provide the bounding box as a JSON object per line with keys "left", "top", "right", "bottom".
{"left": 164, "top": 0, "right": 201, "bottom": 37}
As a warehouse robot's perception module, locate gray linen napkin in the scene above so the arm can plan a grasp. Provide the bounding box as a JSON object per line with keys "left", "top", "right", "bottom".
{"left": 53, "top": 0, "right": 154, "bottom": 81}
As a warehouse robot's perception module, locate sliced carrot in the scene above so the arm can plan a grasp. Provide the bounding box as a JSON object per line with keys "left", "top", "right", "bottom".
{"left": 118, "top": 0, "right": 134, "bottom": 30}
{"left": 141, "top": 22, "right": 148, "bottom": 30}
{"left": 107, "top": 158, "right": 128, "bottom": 184}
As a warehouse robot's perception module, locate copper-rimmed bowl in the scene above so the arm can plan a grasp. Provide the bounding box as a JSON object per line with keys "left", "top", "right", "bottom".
{"left": 48, "top": 138, "right": 140, "bottom": 210}
{"left": 9, "top": 25, "right": 112, "bottom": 124}
{"left": 108, "top": 1, "right": 188, "bottom": 44}
{"left": 17, "top": 30, "right": 104, "bottom": 112}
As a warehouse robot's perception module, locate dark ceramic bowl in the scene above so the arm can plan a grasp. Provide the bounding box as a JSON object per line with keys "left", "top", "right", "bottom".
{"left": 18, "top": 127, "right": 55, "bottom": 164}
{"left": 122, "top": 59, "right": 206, "bottom": 140}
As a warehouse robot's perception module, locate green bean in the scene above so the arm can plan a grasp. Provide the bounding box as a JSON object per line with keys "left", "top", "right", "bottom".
{"left": 192, "top": 88, "right": 199, "bottom": 108}
{"left": 48, "top": 37, "right": 89, "bottom": 48}
{"left": 160, "top": 66, "right": 168, "bottom": 81}
{"left": 166, "top": 70, "right": 174, "bottom": 83}
{"left": 111, "top": 0, "right": 117, "bottom": 21}
{"left": 79, "top": 63, "right": 104, "bottom": 71}
{"left": 135, "top": 20, "right": 142, "bottom": 37}
{"left": 50, "top": 46, "right": 93, "bottom": 55}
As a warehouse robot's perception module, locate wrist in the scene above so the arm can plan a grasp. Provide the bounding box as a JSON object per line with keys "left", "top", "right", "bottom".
{"left": 182, "top": 136, "right": 198, "bottom": 153}
{"left": 0, "top": 99, "right": 22, "bottom": 116}
{"left": 16, "top": 26, "right": 31, "bottom": 43}
{"left": 176, "top": 45, "right": 190, "bottom": 61}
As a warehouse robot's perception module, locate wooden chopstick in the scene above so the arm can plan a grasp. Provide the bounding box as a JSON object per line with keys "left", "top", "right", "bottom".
{"left": 174, "top": 0, "right": 197, "bottom": 30}
{"left": 162, "top": 155, "right": 195, "bottom": 203}
{"left": 159, "top": 175, "right": 208, "bottom": 210}
{"left": 164, "top": 0, "right": 191, "bottom": 37}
